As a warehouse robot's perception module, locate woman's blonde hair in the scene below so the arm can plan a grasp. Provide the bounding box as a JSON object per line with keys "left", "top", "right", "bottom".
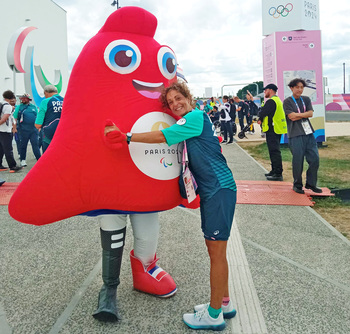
{"left": 160, "top": 81, "right": 195, "bottom": 110}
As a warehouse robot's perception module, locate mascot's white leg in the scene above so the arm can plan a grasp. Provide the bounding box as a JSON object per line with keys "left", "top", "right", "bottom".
{"left": 129, "top": 213, "right": 177, "bottom": 298}
{"left": 93, "top": 214, "right": 127, "bottom": 322}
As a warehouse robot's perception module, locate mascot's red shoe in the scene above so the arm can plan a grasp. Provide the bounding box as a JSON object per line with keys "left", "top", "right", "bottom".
{"left": 130, "top": 250, "right": 177, "bottom": 298}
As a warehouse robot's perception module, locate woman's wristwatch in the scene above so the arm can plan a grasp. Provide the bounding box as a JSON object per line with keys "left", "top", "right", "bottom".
{"left": 126, "top": 132, "right": 132, "bottom": 145}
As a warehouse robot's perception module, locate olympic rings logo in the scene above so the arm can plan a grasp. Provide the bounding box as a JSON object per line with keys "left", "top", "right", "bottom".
{"left": 269, "top": 3, "right": 293, "bottom": 18}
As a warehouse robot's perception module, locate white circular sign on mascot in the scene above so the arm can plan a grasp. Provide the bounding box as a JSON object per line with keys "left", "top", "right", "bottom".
{"left": 129, "top": 112, "right": 182, "bottom": 180}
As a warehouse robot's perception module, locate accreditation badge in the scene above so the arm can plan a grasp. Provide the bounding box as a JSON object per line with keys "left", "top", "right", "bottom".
{"left": 301, "top": 119, "right": 313, "bottom": 135}
{"left": 182, "top": 167, "right": 197, "bottom": 203}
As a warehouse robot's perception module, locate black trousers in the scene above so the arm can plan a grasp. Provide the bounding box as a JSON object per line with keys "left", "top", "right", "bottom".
{"left": 289, "top": 134, "right": 319, "bottom": 188}
{"left": 0, "top": 132, "right": 17, "bottom": 168}
{"left": 220, "top": 121, "right": 233, "bottom": 142}
{"left": 265, "top": 132, "right": 282, "bottom": 175}
{"left": 238, "top": 111, "right": 249, "bottom": 131}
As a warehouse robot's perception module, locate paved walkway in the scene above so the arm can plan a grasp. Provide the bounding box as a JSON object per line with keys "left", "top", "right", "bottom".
{"left": 0, "top": 135, "right": 349, "bottom": 333}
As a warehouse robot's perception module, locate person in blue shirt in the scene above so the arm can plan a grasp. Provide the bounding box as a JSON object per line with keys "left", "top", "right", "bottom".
{"left": 203, "top": 100, "right": 213, "bottom": 114}
{"left": 13, "top": 93, "right": 41, "bottom": 166}
{"left": 104, "top": 82, "right": 237, "bottom": 331}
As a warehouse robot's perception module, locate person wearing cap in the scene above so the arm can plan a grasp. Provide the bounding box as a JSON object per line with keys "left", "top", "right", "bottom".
{"left": 13, "top": 93, "right": 41, "bottom": 167}
{"left": 0, "top": 90, "right": 22, "bottom": 172}
{"left": 257, "top": 84, "right": 287, "bottom": 181}
{"left": 35, "top": 85, "right": 64, "bottom": 152}
{"left": 283, "top": 78, "right": 322, "bottom": 194}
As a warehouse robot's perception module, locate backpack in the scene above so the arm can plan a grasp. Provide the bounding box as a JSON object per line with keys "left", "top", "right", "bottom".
{"left": 0, "top": 102, "right": 5, "bottom": 117}
{"left": 243, "top": 101, "right": 250, "bottom": 114}
{"left": 229, "top": 103, "right": 236, "bottom": 119}
{"left": 249, "top": 102, "right": 259, "bottom": 116}
{"left": 0, "top": 102, "right": 10, "bottom": 126}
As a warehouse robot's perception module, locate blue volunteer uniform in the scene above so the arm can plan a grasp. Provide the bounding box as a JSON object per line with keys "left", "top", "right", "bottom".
{"left": 36, "top": 94, "right": 64, "bottom": 145}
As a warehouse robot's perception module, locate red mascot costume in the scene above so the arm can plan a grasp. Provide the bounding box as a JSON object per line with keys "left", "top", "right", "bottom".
{"left": 9, "top": 7, "right": 198, "bottom": 322}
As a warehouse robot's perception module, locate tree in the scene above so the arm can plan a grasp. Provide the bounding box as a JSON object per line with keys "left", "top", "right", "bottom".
{"left": 236, "top": 81, "right": 263, "bottom": 99}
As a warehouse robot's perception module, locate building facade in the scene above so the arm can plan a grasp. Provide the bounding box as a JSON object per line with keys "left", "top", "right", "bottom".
{"left": 0, "top": 0, "right": 69, "bottom": 106}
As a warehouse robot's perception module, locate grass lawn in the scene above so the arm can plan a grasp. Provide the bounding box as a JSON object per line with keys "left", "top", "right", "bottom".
{"left": 238, "top": 136, "right": 350, "bottom": 239}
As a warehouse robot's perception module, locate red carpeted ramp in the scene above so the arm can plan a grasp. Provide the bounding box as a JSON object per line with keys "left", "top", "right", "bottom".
{"left": 0, "top": 183, "right": 20, "bottom": 205}
{"left": 0, "top": 181, "right": 334, "bottom": 207}
{"left": 236, "top": 180, "right": 334, "bottom": 206}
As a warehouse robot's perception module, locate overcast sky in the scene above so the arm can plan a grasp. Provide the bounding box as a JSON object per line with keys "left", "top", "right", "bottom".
{"left": 53, "top": 0, "right": 350, "bottom": 97}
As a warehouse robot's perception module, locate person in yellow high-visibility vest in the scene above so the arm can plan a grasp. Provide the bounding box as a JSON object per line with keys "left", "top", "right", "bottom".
{"left": 257, "top": 84, "right": 287, "bottom": 181}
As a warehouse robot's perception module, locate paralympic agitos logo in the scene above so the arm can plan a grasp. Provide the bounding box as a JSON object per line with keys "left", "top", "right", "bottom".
{"left": 6, "top": 26, "right": 63, "bottom": 107}
{"left": 268, "top": 3, "right": 294, "bottom": 18}
{"left": 129, "top": 112, "right": 182, "bottom": 181}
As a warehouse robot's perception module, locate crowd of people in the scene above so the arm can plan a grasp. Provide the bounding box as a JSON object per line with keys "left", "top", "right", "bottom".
{"left": 201, "top": 82, "right": 322, "bottom": 195}
{"left": 0, "top": 85, "right": 63, "bottom": 173}
{"left": 204, "top": 92, "right": 261, "bottom": 143}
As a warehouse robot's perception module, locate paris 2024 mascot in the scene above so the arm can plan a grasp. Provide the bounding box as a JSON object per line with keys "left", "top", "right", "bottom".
{"left": 9, "top": 6, "right": 198, "bottom": 322}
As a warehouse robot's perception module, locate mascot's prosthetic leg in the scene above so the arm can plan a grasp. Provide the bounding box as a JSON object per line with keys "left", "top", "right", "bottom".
{"left": 93, "top": 215, "right": 126, "bottom": 321}
{"left": 93, "top": 213, "right": 176, "bottom": 322}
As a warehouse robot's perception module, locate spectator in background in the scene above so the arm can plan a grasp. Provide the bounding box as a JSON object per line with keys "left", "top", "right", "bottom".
{"left": 203, "top": 100, "right": 213, "bottom": 114}
{"left": 8, "top": 96, "right": 20, "bottom": 157}
{"left": 219, "top": 95, "right": 233, "bottom": 144}
{"left": 194, "top": 99, "right": 201, "bottom": 111}
{"left": 234, "top": 96, "right": 250, "bottom": 131}
{"left": 13, "top": 93, "right": 41, "bottom": 166}
{"left": 35, "top": 85, "right": 64, "bottom": 152}
{"left": 229, "top": 98, "right": 237, "bottom": 136}
{"left": 246, "top": 91, "right": 259, "bottom": 134}
{"left": 283, "top": 78, "right": 322, "bottom": 194}
{"left": 0, "top": 90, "right": 22, "bottom": 172}
{"left": 209, "top": 105, "right": 219, "bottom": 120}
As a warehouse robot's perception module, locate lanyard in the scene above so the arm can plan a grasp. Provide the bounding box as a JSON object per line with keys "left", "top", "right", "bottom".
{"left": 182, "top": 141, "right": 189, "bottom": 172}
{"left": 291, "top": 96, "right": 306, "bottom": 113}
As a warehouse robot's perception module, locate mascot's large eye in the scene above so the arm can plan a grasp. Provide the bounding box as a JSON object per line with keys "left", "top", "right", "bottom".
{"left": 157, "top": 46, "right": 177, "bottom": 80}
{"left": 104, "top": 40, "right": 141, "bottom": 74}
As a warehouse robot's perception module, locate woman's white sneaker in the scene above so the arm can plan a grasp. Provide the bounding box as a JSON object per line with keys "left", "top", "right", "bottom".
{"left": 183, "top": 305, "right": 225, "bottom": 331}
{"left": 194, "top": 300, "right": 237, "bottom": 319}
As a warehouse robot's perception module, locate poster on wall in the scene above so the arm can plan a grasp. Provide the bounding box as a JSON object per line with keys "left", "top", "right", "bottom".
{"left": 283, "top": 70, "right": 317, "bottom": 102}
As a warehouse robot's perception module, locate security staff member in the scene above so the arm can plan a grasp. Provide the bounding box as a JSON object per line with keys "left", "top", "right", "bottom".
{"left": 257, "top": 84, "right": 287, "bottom": 181}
